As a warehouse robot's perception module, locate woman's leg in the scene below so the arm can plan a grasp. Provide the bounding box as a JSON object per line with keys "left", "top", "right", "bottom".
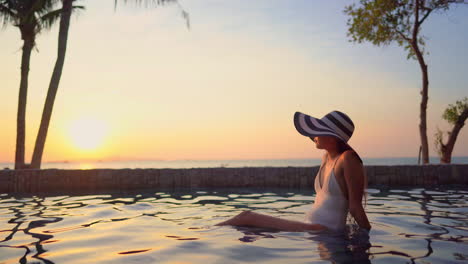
{"left": 216, "top": 211, "right": 326, "bottom": 232}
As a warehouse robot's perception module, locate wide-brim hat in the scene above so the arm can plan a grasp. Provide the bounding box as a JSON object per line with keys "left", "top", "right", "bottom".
{"left": 294, "top": 110, "right": 363, "bottom": 163}
{"left": 294, "top": 110, "right": 355, "bottom": 145}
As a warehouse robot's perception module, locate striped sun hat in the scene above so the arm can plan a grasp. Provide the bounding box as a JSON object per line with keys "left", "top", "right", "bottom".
{"left": 293, "top": 111, "right": 355, "bottom": 143}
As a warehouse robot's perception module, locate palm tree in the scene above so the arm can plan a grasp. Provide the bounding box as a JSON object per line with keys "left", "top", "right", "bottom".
{"left": 30, "top": 0, "right": 76, "bottom": 169}
{"left": 0, "top": 0, "right": 62, "bottom": 169}
{"left": 30, "top": 0, "right": 186, "bottom": 169}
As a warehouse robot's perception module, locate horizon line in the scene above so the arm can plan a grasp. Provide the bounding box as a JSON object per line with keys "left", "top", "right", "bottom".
{"left": 1, "top": 156, "right": 468, "bottom": 164}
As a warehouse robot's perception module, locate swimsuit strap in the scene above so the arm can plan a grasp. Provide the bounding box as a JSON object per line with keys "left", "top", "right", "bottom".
{"left": 331, "top": 152, "right": 342, "bottom": 171}
{"left": 326, "top": 152, "right": 344, "bottom": 188}
{"left": 319, "top": 153, "right": 342, "bottom": 189}
{"left": 330, "top": 152, "right": 349, "bottom": 199}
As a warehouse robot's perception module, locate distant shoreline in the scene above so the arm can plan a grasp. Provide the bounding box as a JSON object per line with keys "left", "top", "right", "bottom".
{"left": 1, "top": 157, "right": 468, "bottom": 170}
{"left": 2, "top": 156, "right": 468, "bottom": 163}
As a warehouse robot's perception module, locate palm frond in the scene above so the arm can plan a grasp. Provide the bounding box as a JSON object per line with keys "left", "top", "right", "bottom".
{"left": 72, "top": 5, "right": 86, "bottom": 12}
{"left": 176, "top": 1, "right": 189, "bottom": 29}
{"left": 116, "top": 0, "right": 177, "bottom": 8}
{"left": 0, "top": 3, "right": 18, "bottom": 28}
{"left": 38, "top": 7, "right": 61, "bottom": 31}
{"left": 113, "top": 0, "right": 189, "bottom": 29}
{"left": 1, "top": 0, "right": 63, "bottom": 31}
{"left": 38, "top": 5, "right": 84, "bottom": 32}
{"left": 31, "top": 0, "right": 61, "bottom": 17}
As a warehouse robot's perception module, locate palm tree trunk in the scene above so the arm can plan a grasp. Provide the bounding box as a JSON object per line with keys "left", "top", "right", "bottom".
{"left": 31, "top": 0, "right": 73, "bottom": 169}
{"left": 15, "top": 33, "right": 34, "bottom": 170}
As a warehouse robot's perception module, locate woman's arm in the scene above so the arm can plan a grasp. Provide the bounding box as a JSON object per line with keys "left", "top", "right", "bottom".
{"left": 342, "top": 151, "right": 372, "bottom": 231}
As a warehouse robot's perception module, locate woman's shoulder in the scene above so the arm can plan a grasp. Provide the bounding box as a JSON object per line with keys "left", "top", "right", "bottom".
{"left": 339, "top": 150, "right": 364, "bottom": 180}
{"left": 341, "top": 150, "right": 362, "bottom": 165}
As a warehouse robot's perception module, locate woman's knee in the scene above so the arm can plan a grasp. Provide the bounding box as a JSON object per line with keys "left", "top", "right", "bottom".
{"left": 237, "top": 210, "right": 252, "bottom": 219}
{"left": 239, "top": 210, "right": 252, "bottom": 217}
{"left": 234, "top": 210, "right": 253, "bottom": 224}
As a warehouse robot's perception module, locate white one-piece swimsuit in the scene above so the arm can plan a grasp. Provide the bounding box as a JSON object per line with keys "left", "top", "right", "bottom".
{"left": 305, "top": 157, "right": 349, "bottom": 232}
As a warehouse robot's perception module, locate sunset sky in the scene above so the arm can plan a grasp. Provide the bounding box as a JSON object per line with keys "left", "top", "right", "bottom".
{"left": 1, "top": 0, "right": 467, "bottom": 163}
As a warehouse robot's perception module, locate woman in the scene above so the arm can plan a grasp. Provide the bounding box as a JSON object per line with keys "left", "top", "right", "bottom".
{"left": 216, "top": 111, "right": 371, "bottom": 232}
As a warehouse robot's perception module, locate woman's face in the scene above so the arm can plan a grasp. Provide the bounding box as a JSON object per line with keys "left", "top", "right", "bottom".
{"left": 311, "top": 136, "right": 336, "bottom": 149}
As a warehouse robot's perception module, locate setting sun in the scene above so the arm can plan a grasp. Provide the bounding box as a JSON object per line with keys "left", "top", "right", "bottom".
{"left": 67, "top": 117, "right": 108, "bottom": 151}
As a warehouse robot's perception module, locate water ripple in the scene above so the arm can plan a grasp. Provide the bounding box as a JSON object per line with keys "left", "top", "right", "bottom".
{"left": 0, "top": 187, "right": 466, "bottom": 264}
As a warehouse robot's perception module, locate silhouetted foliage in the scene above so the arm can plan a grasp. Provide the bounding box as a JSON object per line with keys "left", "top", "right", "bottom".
{"left": 344, "top": 0, "right": 466, "bottom": 164}
{"left": 434, "top": 97, "right": 468, "bottom": 163}
{"left": 0, "top": 0, "right": 82, "bottom": 169}
{"left": 31, "top": 0, "right": 188, "bottom": 169}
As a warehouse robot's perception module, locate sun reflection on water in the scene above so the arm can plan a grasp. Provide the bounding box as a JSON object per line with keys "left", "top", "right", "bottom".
{"left": 0, "top": 188, "right": 466, "bottom": 263}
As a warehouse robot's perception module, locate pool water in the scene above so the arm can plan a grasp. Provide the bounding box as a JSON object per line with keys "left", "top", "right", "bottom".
{"left": 0, "top": 187, "right": 467, "bottom": 264}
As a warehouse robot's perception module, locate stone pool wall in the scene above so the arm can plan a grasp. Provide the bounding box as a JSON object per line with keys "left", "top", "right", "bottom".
{"left": 0, "top": 165, "right": 467, "bottom": 193}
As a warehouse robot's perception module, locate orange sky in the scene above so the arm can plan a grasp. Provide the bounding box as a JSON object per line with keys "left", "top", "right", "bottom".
{"left": 1, "top": 0, "right": 467, "bottom": 163}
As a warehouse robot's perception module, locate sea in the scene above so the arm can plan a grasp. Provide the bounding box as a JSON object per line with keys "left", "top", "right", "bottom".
{"left": 1, "top": 157, "right": 468, "bottom": 170}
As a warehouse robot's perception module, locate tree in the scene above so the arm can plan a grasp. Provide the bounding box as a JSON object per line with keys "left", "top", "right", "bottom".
{"left": 434, "top": 97, "right": 468, "bottom": 163}
{"left": 30, "top": 0, "right": 186, "bottom": 169}
{"left": 31, "top": 0, "right": 82, "bottom": 169}
{"left": 0, "top": 0, "right": 62, "bottom": 169}
{"left": 344, "top": 0, "right": 465, "bottom": 164}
